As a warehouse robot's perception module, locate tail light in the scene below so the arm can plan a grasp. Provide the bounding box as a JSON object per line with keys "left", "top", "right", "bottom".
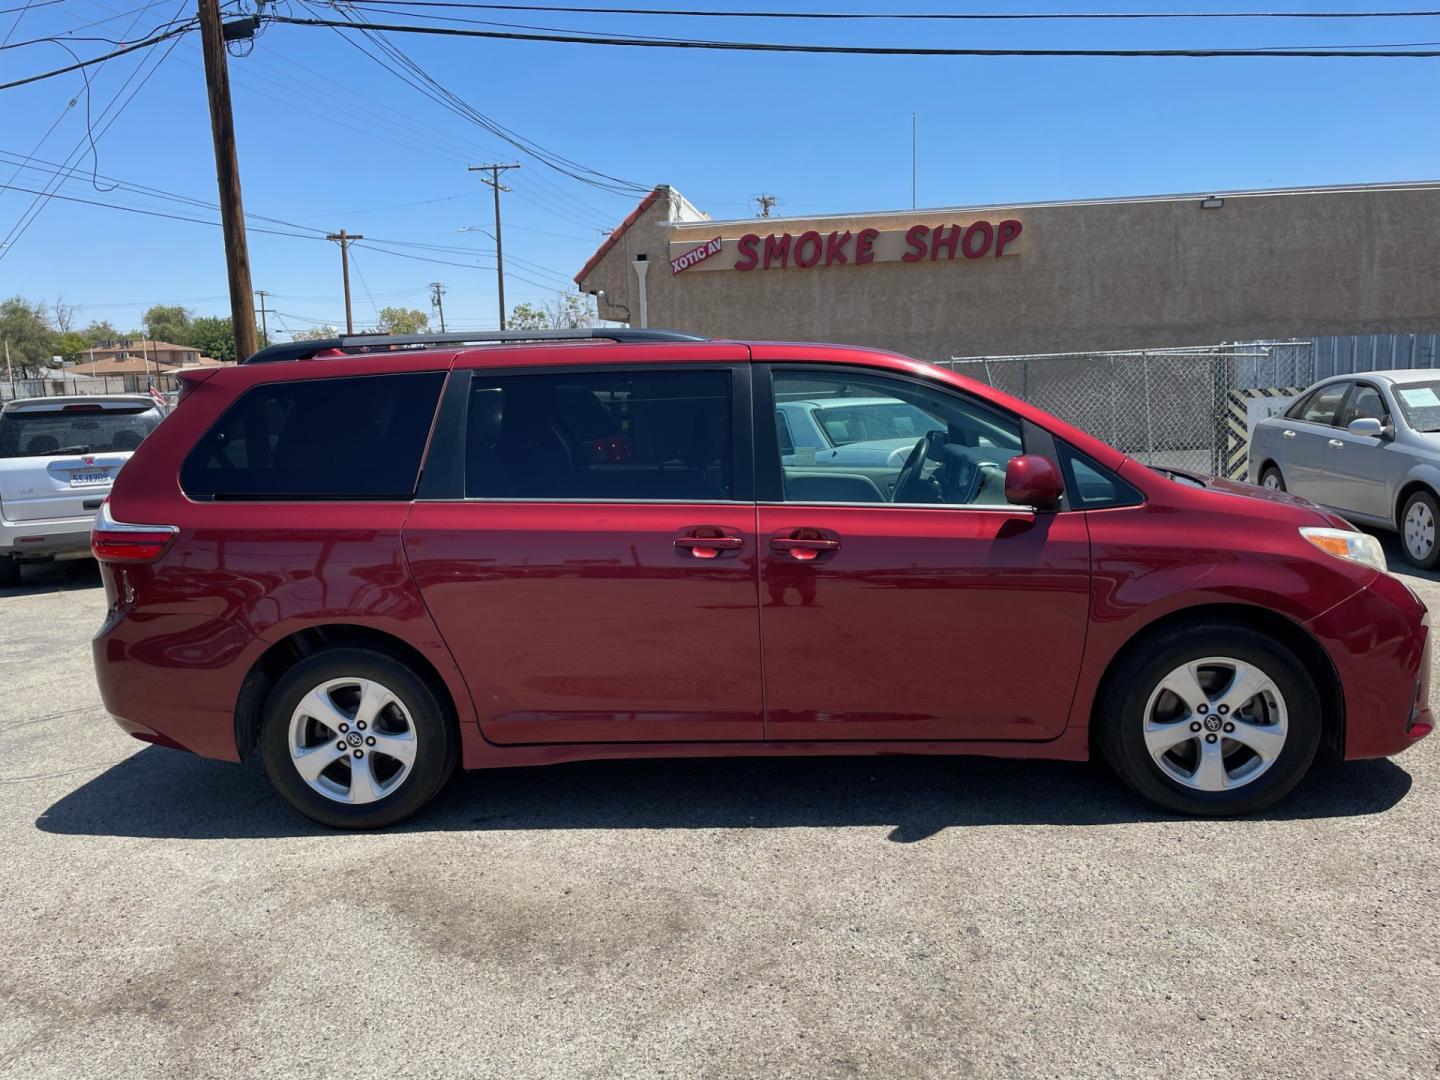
{"left": 91, "top": 500, "right": 176, "bottom": 562}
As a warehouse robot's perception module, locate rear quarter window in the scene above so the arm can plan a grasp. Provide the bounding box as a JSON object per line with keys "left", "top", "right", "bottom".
{"left": 181, "top": 371, "right": 445, "bottom": 500}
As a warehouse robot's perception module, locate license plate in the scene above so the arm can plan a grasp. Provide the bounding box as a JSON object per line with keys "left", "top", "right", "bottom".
{"left": 69, "top": 470, "right": 111, "bottom": 487}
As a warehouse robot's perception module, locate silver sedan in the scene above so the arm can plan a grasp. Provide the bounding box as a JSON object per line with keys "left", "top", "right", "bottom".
{"left": 1249, "top": 368, "right": 1440, "bottom": 567}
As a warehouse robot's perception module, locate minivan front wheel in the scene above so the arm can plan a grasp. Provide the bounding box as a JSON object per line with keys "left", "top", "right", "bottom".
{"left": 260, "top": 648, "right": 458, "bottom": 828}
{"left": 1258, "top": 465, "right": 1286, "bottom": 492}
{"left": 1098, "top": 624, "right": 1321, "bottom": 815}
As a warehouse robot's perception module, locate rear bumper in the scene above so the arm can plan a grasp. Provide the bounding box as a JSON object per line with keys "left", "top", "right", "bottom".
{"left": 1306, "top": 572, "right": 1433, "bottom": 760}
{"left": 0, "top": 511, "right": 95, "bottom": 557}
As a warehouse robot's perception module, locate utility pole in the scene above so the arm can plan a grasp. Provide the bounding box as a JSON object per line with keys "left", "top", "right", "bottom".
{"left": 754, "top": 194, "right": 778, "bottom": 218}
{"left": 197, "top": 0, "right": 258, "bottom": 361}
{"left": 429, "top": 282, "right": 447, "bottom": 333}
{"left": 469, "top": 163, "right": 520, "bottom": 330}
{"left": 326, "top": 230, "right": 364, "bottom": 335}
{"left": 255, "top": 289, "right": 271, "bottom": 343}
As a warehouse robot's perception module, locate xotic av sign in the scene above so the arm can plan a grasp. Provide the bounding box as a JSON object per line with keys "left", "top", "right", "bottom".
{"left": 669, "top": 219, "right": 1024, "bottom": 275}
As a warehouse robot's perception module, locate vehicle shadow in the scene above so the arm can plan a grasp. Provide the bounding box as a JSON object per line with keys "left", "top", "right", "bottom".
{"left": 0, "top": 559, "right": 102, "bottom": 598}
{"left": 35, "top": 745, "right": 1413, "bottom": 842}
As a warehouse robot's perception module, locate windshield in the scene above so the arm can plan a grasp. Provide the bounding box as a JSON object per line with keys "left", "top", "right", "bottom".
{"left": 813, "top": 402, "right": 943, "bottom": 446}
{"left": 0, "top": 405, "right": 163, "bottom": 458}
{"left": 1392, "top": 382, "right": 1440, "bottom": 433}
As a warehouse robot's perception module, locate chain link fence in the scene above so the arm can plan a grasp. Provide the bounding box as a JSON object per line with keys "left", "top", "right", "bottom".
{"left": 2, "top": 373, "right": 180, "bottom": 402}
{"left": 939, "top": 341, "right": 1315, "bottom": 476}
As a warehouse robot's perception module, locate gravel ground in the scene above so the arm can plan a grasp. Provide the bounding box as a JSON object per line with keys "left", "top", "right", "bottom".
{"left": 1, "top": 541, "right": 1437, "bottom": 1080}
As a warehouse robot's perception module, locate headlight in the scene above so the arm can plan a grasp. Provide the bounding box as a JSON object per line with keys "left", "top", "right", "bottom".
{"left": 1300, "top": 527, "right": 1387, "bottom": 572}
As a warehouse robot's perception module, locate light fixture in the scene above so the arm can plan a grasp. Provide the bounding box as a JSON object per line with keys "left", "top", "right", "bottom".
{"left": 1201, "top": 196, "right": 1225, "bottom": 209}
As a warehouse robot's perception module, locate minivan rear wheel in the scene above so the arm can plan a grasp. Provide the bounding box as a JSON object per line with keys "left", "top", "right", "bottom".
{"left": 260, "top": 648, "right": 458, "bottom": 829}
{"left": 0, "top": 557, "right": 18, "bottom": 588}
{"left": 1097, "top": 623, "right": 1321, "bottom": 816}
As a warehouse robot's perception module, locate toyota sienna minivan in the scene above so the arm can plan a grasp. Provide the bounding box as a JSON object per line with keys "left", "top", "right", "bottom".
{"left": 90, "top": 330, "right": 1432, "bottom": 828}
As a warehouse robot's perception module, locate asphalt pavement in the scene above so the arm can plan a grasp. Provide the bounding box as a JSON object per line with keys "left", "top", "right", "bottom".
{"left": 1, "top": 543, "right": 1437, "bottom": 1080}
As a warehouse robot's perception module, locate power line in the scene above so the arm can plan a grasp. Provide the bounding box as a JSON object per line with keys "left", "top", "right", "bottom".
{"left": 315, "top": 2, "right": 1440, "bottom": 19}
{"left": 270, "top": 14, "right": 1440, "bottom": 57}
{"left": 0, "top": 23, "right": 192, "bottom": 91}
{"left": 303, "top": 2, "right": 650, "bottom": 194}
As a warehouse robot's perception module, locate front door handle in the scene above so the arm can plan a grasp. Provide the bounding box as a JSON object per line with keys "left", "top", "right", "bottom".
{"left": 769, "top": 532, "right": 841, "bottom": 561}
{"left": 1282, "top": 430, "right": 1297, "bottom": 439}
{"left": 1328, "top": 438, "right": 1344, "bottom": 449}
{"left": 675, "top": 528, "right": 744, "bottom": 560}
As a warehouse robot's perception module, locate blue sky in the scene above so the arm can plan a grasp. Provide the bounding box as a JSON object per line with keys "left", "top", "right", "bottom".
{"left": 2, "top": 1, "right": 1438, "bottom": 338}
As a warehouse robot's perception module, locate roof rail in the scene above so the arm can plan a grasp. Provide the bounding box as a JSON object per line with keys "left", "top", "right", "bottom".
{"left": 241, "top": 328, "right": 708, "bottom": 365}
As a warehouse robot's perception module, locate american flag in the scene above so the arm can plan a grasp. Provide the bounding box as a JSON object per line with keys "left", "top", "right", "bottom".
{"left": 146, "top": 376, "right": 167, "bottom": 410}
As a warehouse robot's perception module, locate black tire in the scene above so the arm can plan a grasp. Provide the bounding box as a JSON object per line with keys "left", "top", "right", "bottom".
{"left": 1258, "top": 464, "right": 1286, "bottom": 492}
{"left": 1399, "top": 488, "right": 1440, "bottom": 570}
{"left": 260, "top": 647, "right": 459, "bottom": 829}
{"left": 1096, "top": 622, "right": 1321, "bottom": 816}
{"left": 0, "top": 557, "right": 18, "bottom": 588}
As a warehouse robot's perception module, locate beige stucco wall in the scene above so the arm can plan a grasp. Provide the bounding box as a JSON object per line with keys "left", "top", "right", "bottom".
{"left": 577, "top": 184, "right": 1440, "bottom": 361}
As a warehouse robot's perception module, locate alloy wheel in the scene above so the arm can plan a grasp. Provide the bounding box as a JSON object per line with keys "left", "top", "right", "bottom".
{"left": 1141, "top": 657, "right": 1288, "bottom": 792}
{"left": 287, "top": 677, "right": 418, "bottom": 804}
{"left": 1405, "top": 500, "right": 1435, "bottom": 561}
{"left": 1261, "top": 473, "right": 1281, "bottom": 490}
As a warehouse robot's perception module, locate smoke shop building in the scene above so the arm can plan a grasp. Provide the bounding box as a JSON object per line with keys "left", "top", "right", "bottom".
{"left": 574, "top": 182, "right": 1440, "bottom": 361}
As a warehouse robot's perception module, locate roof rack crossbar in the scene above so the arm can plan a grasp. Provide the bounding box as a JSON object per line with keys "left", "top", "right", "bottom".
{"left": 242, "top": 327, "right": 707, "bottom": 364}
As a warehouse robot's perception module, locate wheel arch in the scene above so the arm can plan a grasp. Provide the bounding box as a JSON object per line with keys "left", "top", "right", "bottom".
{"left": 235, "top": 623, "right": 461, "bottom": 761}
{"left": 1395, "top": 476, "right": 1439, "bottom": 531}
{"left": 1089, "top": 602, "right": 1344, "bottom": 758}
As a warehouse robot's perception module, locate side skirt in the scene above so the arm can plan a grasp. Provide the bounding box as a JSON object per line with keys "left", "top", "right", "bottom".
{"left": 458, "top": 724, "right": 1091, "bottom": 770}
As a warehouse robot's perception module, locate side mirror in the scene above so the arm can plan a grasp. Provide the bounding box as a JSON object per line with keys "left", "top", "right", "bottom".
{"left": 1347, "top": 417, "right": 1386, "bottom": 438}
{"left": 1005, "top": 454, "right": 1064, "bottom": 511}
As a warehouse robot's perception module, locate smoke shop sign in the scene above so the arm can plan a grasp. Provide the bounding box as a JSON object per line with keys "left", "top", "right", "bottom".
{"left": 668, "top": 218, "right": 1024, "bottom": 275}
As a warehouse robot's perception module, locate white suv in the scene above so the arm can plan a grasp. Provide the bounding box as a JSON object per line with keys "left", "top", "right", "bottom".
{"left": 0, "top": 395, "right": 165, "bottom": 586}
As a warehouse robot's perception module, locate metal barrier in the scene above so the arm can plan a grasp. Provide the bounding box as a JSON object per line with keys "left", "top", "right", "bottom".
{"left": 940, "top": 341, "right": 1315, "bottom": 477}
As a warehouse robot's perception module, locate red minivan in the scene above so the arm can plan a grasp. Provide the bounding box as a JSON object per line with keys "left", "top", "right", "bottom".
{"left": 90, "top": 330, "right": 1432, "bottom": 828}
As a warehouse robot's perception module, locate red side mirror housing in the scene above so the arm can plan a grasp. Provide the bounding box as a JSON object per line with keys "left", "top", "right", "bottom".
{"left": 1005, "top": 454, "right": 1064, "bottom": 511}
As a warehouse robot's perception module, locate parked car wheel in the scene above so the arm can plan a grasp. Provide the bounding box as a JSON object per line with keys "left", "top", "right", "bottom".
{"left": 1258, "top": 465, "right": 1286, "bottom": 492}
{"left": 0, "top": 557, "right": 18, "bottom": 589}
{"left": 1097, "top": 623, "right": 1321, "bottom": 816}
{"left": 1400, "top": 489, "right": 1440, "bottom": 569}
{"left": 260, "top": 648, "right": 458, "bottom": 829}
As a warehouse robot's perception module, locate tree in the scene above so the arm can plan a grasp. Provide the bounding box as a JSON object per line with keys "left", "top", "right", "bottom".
{"left": 143, "top": 304, "right": 191, "bottom": 344}
{"left": 294, "top": 325, "right": 339, "bottom": 341}
{"left": 55, "top": 332, "right": 90, "bottom": 362}
{"left": 78, "top": 320, "right": 118, "bottom": 346}
{"left": 508, "top": 302, "right": 548, "bottom": 331}
{"left": 186, "top": 316, "right": 241, "bottom": 363}
{"left": 509, "top": 291, "right": 596, "bottom": 331}
{"left": 376, "top": 307, "right": 429, "bottom": 335}
{"left": 0, "top": 296, "right": 58, "bottom": 376}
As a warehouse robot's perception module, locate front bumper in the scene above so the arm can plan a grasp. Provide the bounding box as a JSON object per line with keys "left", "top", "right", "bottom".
{"left": 0, "top": 512, "right": 95, "bottom": 558}
{"left": 1307, "top": 571, "right": 1432, "bottom": 760}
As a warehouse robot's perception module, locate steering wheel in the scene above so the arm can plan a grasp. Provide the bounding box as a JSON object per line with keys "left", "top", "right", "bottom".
{"left": 891, "top": 437, "right": 931, "bottom": 503}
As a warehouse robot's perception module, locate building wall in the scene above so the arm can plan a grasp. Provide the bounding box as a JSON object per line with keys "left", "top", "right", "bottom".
{"left": 578, "top": 184, "right": 1440, "bottom": 362}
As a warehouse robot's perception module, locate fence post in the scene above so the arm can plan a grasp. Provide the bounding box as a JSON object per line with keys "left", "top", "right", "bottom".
{"left": 1142, "top": 352, "right": 1154, "bottom": 461}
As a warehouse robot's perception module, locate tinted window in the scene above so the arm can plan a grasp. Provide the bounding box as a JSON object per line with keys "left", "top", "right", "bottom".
{"left": 465, "top": 370, "right": 732, "bottom": 501}
{"left": 1341, "top": 384, "right": 1389, "bottom": 426}
{"left": 181, "top": 371, "right": 444, "bottom": 500}
{"left": 1296, "top": 382, "right": 1348, "bottom": 426}
{"left": 1060, "top": 445, "right": 1143, "bottom": 508}
{"left": 772, "top": 371, "right": 1022, "bottom": 505}
{"left": 0, "top": 404, "right": 162, "bottom": 458}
